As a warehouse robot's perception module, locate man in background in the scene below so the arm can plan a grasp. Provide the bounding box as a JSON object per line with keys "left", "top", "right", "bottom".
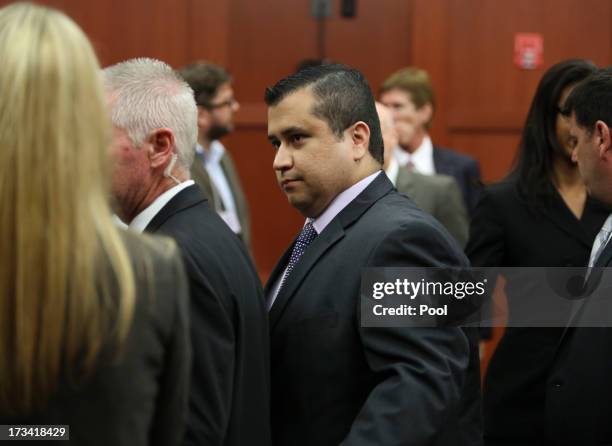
{"left": 546, "top": 68, "right": 612, "bottom": 445}
{"left": 177, "top": 61, "right": 251, "bottom": 249}
{"left": 106, "top": 58, "right": 270, "bottom": 446}
{"left": 376, "top": 101, "right": 469, "bottom": 247}
{"left": 380, "top": 67, "right": 482, "bottom": 214}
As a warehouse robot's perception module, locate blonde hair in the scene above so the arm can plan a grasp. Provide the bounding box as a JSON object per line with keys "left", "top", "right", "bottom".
{"left": 0, "top": 3, "right": 136, "bottom": 412}
{"left": 380, "top": 67, "right": 436, "bottom": 129}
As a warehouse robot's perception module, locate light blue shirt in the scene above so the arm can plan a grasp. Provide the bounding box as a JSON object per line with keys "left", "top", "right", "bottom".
{"left": 197, "top": 141, "right": 242, "bottom": 234}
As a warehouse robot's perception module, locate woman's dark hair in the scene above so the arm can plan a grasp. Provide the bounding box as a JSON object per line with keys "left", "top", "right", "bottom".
{"left": 508, "top": 59, "right": 597, "bottom": 205}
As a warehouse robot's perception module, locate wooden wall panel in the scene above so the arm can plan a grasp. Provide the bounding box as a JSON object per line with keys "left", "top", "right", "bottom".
{"left": 413, "top": 0, "right": 612, "bottom": 183}
{"left": 225, "top": 0, "right": 414, "bottom": 276}
{"left": 2, "top": 0, "right": 611, "bottom": 276}
{"left": 11, "top": 0, "right": 192, "bottom": 66}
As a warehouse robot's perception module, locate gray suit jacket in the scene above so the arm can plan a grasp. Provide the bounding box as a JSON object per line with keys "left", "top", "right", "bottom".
{"left": 191, "top": 147, "right": 251, "bottom": 250}
{"left": 395, "top": 169, "right": 469, "bottom": 248}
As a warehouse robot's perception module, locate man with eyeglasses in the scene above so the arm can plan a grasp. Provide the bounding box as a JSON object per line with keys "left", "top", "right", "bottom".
{"left": 178, "top": 62, "right": 251, "bottom": 249}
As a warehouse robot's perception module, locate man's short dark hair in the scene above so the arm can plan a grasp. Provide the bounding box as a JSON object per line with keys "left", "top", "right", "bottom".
{"left": 264, "top": 64, "right": 384, "bottom": 164}
{"left": 176, "top": 61, "right": 231, "bottom": 108}
{"left": 563, "top": 68, "right": 612, "bottom": 134}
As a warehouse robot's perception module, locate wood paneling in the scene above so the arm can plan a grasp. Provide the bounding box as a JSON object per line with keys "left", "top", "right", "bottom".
{"left": 1, "top": 0, "right": 611, "bottom": 276}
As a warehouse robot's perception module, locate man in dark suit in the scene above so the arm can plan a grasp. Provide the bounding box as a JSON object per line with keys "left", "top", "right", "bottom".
{"left": 546, "top": 69, "right": 612, "bottom": 445}
{"left": 105, "top": 58, "right": 271, "bottom": 446}
{"left": 265, "top": 64, "right": 481, "bottom": 445}
{"left": 380, "top": 67, "right": 482, "bottom": 214}
{"left": 177, "top": 62, "right": 252, "bottom": 250}
{"left": 376, "top": 101, "right": 469, "bottom": 247}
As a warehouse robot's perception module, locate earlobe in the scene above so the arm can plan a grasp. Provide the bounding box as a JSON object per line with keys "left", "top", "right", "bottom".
{"left": 197, "top": 107, "right": 210, "bottom": 128}
{"left": 419, "top": 103, "right": 434, "bottom": 125}
{"left": 596, "top": 120, "right": 611, "bottom": 159}
{"left": 350, "top": 121, "right": 370, "bottom": 160}
{"left": 149, "top": 128, "right": 175, "bottom": 168}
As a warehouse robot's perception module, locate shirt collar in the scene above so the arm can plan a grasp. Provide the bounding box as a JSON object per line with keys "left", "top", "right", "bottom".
{"left": 384, "top": 156, "right": 399, "bottom": 186}
{"left": 196, "top": 140, "right": 225, "bottom": 164}
{"left": 129, "top": 180, "right": 195, "bottom": 233}
{"left": 393, "top": 135, "right": 435, "bottom": 174}
{"left": 411, "top": 135, "right": 433, "bottom": 170}
{"left": 309, "top": 170, "right": 381, "bottom": 234}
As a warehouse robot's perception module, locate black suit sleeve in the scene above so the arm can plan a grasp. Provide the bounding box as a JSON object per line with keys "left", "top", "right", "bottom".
{"left": 465, "top": 188, "right": 505, "bottom": 339}
{"left": 180, "top": 246, "right": 236, "bottom": 446}
{"left": 342, "top": 221, "right": 471, "bottom": 445}
{"left": 466, "top": 188, "right": 505, "bottom": 267}
{"left": 151, "top": 250, "right": 192, "bottom": 446}
{"left": 464, "top": 158, "right": 483, "bottom": 216}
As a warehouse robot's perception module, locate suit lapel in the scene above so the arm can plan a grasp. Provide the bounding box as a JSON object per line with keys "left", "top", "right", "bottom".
{"left": 145, "top": 184, "right": 208, "bottom": 233}
{"left": 595, "top": 239, "right": 612, "bottom": 267}
{"left": 538, "top": 190, "right": 597, "bottom": 250}
{"left": 268, "top": 173, "right": 394, "bottom": 330}
{"left": 553, "top": 239, "right": 612, "bottom": 357}
{"left": 432, "top": 146, "right": 451, "bottom": 176}
{"left": 268, "top": 220, "right": 345, "bottom": 330}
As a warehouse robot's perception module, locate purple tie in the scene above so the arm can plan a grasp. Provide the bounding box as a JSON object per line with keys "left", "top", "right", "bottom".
{"left": 279, "top": 222, "right": 318, "bottom": 292}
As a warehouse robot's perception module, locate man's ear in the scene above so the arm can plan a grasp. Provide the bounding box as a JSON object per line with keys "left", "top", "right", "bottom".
{"left": 197, "top": 106, "right": 211, "bottom": 129}
{"left": 148, "top": 128, "right": 175, "bottom": 169}
{"left": 349, "top": 121, "right": 370, "bottom": 161}
{"left": 595, "top": 120, "right": 612, "bottom": 160}
{"left": 417, "top": 103, "right": 433, "bottom": 126}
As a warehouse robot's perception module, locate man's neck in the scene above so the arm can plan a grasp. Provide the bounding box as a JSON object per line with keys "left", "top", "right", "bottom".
{"left": 401, "top": 130, "right": 427, "bottom": 154}
{"left": 198, "top": 134, "right": 212, "bottom": 152}
{"left": 123, "top": 174, "right": 188, "bottom": 223}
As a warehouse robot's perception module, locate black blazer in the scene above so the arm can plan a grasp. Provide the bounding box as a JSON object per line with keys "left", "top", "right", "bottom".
{"left": 266, "top": 173, "right": 482, "bottom": 446}
{"left": 466, "top": 180, "right": 610, "bottom": 445}
{"left": 145, "top": 185, "right": 271, "bottom": 446}
{"left": 546, "top": 238, "right": 612, "bottom": 445}
{"left": 0, "top": 232, "right": 191, "bottom": 446}
{"left": 433, "top": 145, "right": 482, "bottom": 215}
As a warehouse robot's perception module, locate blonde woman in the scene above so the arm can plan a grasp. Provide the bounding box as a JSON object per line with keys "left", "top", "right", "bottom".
{"left": 0, "top": 3, "right": 190, "bottom": 445}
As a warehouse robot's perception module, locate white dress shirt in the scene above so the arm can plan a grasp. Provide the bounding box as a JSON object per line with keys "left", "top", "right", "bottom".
{"left": 385, "top": 156, "right": 400, "bottom": 186}
{"left": 128, "top": 180, "right": 195, "bottom": 233}
{"left": 393, "top": 136, "right": 436, "bottom": 175}
{"left": 267, "top": 170, "right": 382, "bottom": 310}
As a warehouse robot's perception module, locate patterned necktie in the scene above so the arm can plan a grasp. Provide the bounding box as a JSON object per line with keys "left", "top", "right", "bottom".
{"left": 278, "top": 222, "right": 318, "bottom": 292}
{"left": 589, "top": 214, "right": 612, "bottom": 267}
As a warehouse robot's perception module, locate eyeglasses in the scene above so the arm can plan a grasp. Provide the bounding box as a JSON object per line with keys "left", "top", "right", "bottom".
{"left": 200, "top": 98, "right": 237, "bottom": 110}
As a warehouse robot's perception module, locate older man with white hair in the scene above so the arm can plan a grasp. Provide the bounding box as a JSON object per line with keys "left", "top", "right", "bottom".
{"left": 105, "top": 58, "right": 271, "bottom": 446}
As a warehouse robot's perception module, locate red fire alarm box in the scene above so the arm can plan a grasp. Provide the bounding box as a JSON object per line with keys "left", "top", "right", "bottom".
{"left": 514, "top": 33, "right": 543, "bottom": 70}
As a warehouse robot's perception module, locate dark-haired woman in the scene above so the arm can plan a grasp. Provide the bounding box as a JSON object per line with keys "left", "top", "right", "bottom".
{"left": 466, "top": 59, "right": 610, "bottom": 445}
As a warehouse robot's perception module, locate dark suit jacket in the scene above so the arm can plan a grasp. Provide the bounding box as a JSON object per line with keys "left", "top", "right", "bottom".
{"left": 266, "top": 173, "right": 482, "bottom": 446}
{"left": 0, "top": 232, "right": 191, "bottom": 446}
{"left": 191, "top": 148, "right": 251, "bottom": 250}
{"left": 395, "top": 168, "right": 469, "bottom": 247}
{"left": 145, "top": 185, "right": 271, "bottom": 446}
{"left": 433, "top": 145, "right": 482, "bottom": 215}
{"left": 545, "top": 238, "right": 612, "bottom": 445}
{"left": 466, "top": 180, "right": 610, "bottom": 445}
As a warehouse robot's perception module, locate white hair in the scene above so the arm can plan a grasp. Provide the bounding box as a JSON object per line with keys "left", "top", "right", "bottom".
{"left": 103, "top": 58, "right": 197, "bottom": 170}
